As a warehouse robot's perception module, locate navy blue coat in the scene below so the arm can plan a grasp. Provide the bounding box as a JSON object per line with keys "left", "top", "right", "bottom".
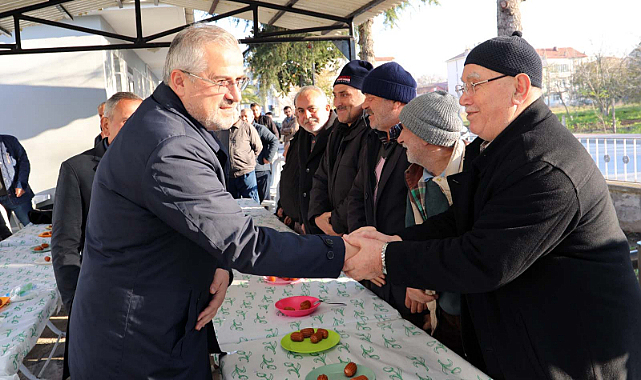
{"left": 69, "top": 84, "right": 344, "bottom": 379}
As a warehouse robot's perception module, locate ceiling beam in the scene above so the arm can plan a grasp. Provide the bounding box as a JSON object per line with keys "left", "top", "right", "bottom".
{"left": 56, "top": 4, "right": 74, "bottom": 20}
{"left": 0, "top": 25, "right": 11, "bottom": 37}
{"left": 241, "top": 35, "right": 352, "bottom": 44}
{"left": 226, "top": 0, "right": 349, "bottom": 24}
{"left": 267, "top": 0, "right": 300, "bottom": 26}
{"left": 18, "top": 14, "right": 136, "bottom": 42}
{"left": 321, "top": 0, "right": 387, "bottom": 35}
{"left": 0, "top": 0, "right": 75, "bottom": 20}
{"left": 208, "top": 0, "right": 221, "bottom": 15}
{"left": 258, "top": 24, "right": 348, "bottom": 38}
{"left": 144, "top": 6, "right": 252, "bottom": 42}
{"left": 347, "top": 0, "right": 387, "bottom": 19}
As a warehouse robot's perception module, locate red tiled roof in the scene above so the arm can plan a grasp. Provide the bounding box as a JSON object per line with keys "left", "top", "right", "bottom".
{"left": 536, "top": 47, "right": 587, "bottom": 59}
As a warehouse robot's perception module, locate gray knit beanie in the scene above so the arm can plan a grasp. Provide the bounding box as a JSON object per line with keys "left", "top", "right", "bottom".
{"left": 399, "top": 91, "right": 466, "bottom": 147}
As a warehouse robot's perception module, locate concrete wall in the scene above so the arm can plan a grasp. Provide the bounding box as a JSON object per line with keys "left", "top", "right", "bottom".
{"left": 0, "top": 17, "right": 109, "bottom": 194}
{"left": 607, "top": 181, "right": 641, "bottom": 233}
{"left": 0, "top": 15, "right": 160, "bottom": 196}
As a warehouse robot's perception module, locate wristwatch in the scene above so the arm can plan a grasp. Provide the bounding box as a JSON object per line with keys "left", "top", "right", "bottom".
{"left": 381, "top": 242, "right": 389, "bottom": 275}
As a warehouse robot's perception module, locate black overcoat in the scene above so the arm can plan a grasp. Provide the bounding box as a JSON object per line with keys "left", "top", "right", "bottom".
{"left": 386, "top": 98, "right": 641, "bottom": 379}
{"left": 308, "top": 113, "right": 369, "bottom": 234}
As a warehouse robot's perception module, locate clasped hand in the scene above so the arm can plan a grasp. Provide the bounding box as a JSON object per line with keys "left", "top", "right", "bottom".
{"left": 340, "top": 226, "right": 401, "bottom": 281}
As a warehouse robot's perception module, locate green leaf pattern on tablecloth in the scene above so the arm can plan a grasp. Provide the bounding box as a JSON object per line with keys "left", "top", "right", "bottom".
{"left": 0, "top": 225, "right": 60, "bottom": 378}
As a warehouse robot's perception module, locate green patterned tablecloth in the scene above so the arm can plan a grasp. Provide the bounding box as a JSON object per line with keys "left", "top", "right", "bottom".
{"left": 0, "top": 225, "right": 59, "bottom": 380}
{"left": 218, "top": 201, "right": 491, "bottom": 380}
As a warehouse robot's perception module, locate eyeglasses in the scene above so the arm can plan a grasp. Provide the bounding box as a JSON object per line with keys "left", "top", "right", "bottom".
{"left": 181, "top": 70, "right": 249, "bottom": 93}
{"left": 455, "top": 74, "right": 508, "bottom": 96}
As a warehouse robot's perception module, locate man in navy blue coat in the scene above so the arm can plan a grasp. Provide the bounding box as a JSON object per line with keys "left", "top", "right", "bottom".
{"left": 69, "top": 25, "right": 353, "bottom": 379}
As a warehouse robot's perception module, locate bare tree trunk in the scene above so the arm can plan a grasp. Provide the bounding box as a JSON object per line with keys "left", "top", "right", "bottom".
{"left": 357, "top": 19, "right": 375, "bottom": 64}
{"left": 611, "top": 98, "right": 617, "bottom": 133}
{"left": 497, "top": 0, "right": 524, "bottom": 36}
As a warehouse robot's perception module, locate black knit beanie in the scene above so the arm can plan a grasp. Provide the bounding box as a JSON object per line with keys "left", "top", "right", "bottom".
{"left": 465, "top": 31, "right": 542, "bottom": 88}
{"left": 334, "top": 60, "right": 374, "bottom": 91}
{"left": 362, "top": 62, "right": 417, "bottom": 104}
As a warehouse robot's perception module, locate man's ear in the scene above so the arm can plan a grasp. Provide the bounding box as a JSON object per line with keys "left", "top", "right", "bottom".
{"left": 170, "top": 69, "right": 187, "bottom": 97}
{"left": 101, "top": 117, "right": 109, "bottom": 137}
{"left": 513, "top": 73, "right": 532, "bottom": 105}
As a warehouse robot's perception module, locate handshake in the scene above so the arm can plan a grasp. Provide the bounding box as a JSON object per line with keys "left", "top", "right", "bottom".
{"left": 340, "top": 226, "right": 402, "bottom": 281}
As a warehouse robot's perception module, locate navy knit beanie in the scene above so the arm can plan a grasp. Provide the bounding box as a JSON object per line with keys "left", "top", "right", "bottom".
{"left": 465, "top": 31, "right": 542, "bottom": 88}
{"left": 334, "top": 60, "right": 374, "bottom": 91}
{"left": 362, "top": 62, "right": 417, "bottom": 104}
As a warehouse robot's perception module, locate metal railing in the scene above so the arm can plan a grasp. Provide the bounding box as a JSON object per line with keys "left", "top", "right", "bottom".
{"left": 575, "top": 135, "right": 641, "bottom": 183}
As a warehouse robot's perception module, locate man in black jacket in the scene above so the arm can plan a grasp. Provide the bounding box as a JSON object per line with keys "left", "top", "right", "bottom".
{"left": 308, "top": 60, "right": 372, "bottom": 236}
{"left": 343, "top": 32, "right": 641, "bottom": 379}
{"left": 240, "top": 108, "right": 279, "bottom": 202}
{"left": 52, "top": 91, "right": 142, "bottom": 379}
{"left": 251, "top": 103, "right": 280, "bottom": 139}
{"left": 346, "top": 62, "right": 423, "bottom": 328}
{"left": 293, "top": 86, "right": 336, "bottom": 234}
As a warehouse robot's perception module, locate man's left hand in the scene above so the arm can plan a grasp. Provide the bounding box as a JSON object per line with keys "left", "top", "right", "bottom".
{"left": 196, "top": 268, "right": 230, "bottom": 331}
{"left": 15, "top": 188, "right": 25, "bottom": 198}
{"left": 263, "top": 158, "right": 270, "bottom": 165}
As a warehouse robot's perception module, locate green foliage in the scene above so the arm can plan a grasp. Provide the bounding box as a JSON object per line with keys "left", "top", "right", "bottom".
{"left": 241, "top": 84, "right": 261, "bottom": 105}
{"left": 551, "top": 103, "right": 641, "bottom": 133}
{"left": 245, "top": 25, "right": 342, "bottom": 97}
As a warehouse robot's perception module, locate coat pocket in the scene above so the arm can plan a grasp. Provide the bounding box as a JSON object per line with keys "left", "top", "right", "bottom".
{"left": 170, "top": 291, "right": 200, "bottom": 358}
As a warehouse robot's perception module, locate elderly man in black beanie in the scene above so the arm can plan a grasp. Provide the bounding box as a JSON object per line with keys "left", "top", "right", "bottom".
{"left": 343, "top": 32, "right": 641, "bottom": 379}
{"left": 309, "top": 60, "right": 373, "bottom": 236}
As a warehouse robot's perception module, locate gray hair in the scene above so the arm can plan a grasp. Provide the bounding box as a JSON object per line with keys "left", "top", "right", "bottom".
{"left": 163, "top": 24, "right": 240, "bottom": 85}
{"left": 104, "top": 92, "right": 142, "bottom": 119}
{"left": 294, "top": 86, "right": 327, "bottom": 107}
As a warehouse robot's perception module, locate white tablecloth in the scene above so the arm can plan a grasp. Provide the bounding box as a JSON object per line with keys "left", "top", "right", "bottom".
{"left": 217, "top": 201, "right": 490, "bottom": 380}
{"left": 0, "top": 225, "right": 59, "bottom": 380}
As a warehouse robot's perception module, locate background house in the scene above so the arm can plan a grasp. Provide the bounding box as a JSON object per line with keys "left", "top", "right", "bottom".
{"left": 536, "top": 47, "right": 588, "bottom": 107}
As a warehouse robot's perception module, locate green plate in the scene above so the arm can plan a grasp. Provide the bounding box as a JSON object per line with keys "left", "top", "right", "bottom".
{"left": 31, "top": 246, "right": 51, "bottom": 253}
{"left": 280, "top": 329, "right": 340, "bottom": 354}
{"left": 305, "top": 363, "right": 376, "bottom": 380}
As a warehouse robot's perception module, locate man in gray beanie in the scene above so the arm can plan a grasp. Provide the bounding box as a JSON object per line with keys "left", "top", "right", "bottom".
{"left": 396, "top": 90, "right": 467, "bottom": 356}
{"left": 343, "top": 32, "right": 641, "bottom": 379}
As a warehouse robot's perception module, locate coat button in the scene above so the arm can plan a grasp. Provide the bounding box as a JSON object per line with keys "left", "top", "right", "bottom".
{"left": 306, "top": 168, "right": 310, "bottom": 173}
{"left": 327, "top": 250, "right": 334, "bottom": 259}
{"left": 364, "top": 193, "right": 369, "bottom": 200}
{"left": 303, "top": 192, "right": 307, "bottom": 198}
{"left": 324, "top": 238, "right": 333, "bottom": 246}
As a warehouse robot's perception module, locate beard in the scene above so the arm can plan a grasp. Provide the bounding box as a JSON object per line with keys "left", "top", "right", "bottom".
{"left": 186, "top": 97, "right": 237, "bottom": 131}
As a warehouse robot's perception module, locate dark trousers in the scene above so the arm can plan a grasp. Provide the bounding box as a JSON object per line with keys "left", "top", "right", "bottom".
{"left": 227, "top": 171, "right": 259, "bottom": 204}
{"left": 255, "top": 170, "right": 271, "bottom": 202}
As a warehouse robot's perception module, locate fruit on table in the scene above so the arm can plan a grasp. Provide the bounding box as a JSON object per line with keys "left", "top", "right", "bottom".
{"left": 41, "top": 243, "right": 49, "bottom": 248}
{"left": 317, "top": 328, "right": 329, "bottom": 339}
{"left": 34, "top": 246, "right": 43, "bottom": 251}
{"left": 310, "top": 331, "right": 323, "bottom": 343}
{"left": 299, "top": 300, "right": 312, "bottom": 310}
{"left": 284, "top": 306, "right": 295, "bottom": 311}
{"left": 290, "top": 332, "right": 304, "bottom": 342}
{"left": 352, "top": 376, "right": 369, "bottom": 380}
{"left": 300, "top": 328, "right": 314, "bottom": 338}
{"left": 317, "top": 375, "right": 328, "bottom": 380}
{"left": 44, "top": 256, "right": 51, "bottom": 262}
{"left": 344, "top": 362, "right": 357, "bottom": 377}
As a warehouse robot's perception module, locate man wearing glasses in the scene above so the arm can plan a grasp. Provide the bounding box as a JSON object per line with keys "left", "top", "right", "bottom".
{"left": 343, "top": 32, "right": 641, "bottom": 378}
{"left": 69, "top": 25, "right": 354, "bottom": 379}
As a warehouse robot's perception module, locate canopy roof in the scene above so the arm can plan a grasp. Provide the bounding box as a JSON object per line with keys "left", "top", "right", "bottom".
{"left": 0, "top": 0, "right": 404, "bottom": 58}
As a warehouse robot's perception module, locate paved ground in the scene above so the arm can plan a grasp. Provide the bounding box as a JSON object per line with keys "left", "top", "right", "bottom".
{"left": 19, "top": 309, "right": 222, "bottom": 380}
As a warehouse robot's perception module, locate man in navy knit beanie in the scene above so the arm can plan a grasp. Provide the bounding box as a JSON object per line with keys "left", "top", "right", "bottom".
{"left": 346, "top": 61, "right": 431, "bottom": 331}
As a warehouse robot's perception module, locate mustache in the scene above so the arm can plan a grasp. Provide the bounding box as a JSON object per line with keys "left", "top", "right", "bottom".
{"left": 304, "top": 117, "right": 320, "bottom": 124}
